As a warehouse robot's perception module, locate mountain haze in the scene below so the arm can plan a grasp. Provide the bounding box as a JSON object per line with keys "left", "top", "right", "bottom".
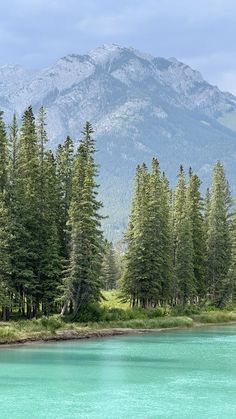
{"left": 1, "top": 44, "right": 236, "bottom": 239}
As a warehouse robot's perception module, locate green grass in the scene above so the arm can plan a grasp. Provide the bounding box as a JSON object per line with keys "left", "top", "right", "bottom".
{"left": 84, "top": 316, "right": 194, "bottom": 329}
{"left": 191, "top": 311, "right": 236, "bottom": 324}
{"left": 101, "top": 290, "right": 129, "bottom": 309}
{"left": 1, "top": 298, "right": 236, "bottom": 344}
{"left": 0, "top": 316, "right": 66, "bottom": 343}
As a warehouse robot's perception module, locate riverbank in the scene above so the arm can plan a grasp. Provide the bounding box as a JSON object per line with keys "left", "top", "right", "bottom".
{"left": 1, "top": 311, "right": 236, "bottom": 346}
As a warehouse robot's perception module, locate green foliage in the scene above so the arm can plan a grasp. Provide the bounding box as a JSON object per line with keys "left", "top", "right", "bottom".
{"left": 0, "top": 105, "right": 236, "bottom": 323}
{"left": 39, "top": 316, "right": 63, "bottom": 332}
{"left": 100, "top": 241, "right": 120, "bottom": 290}
{"left": 121, "top": 160, "right": 173, "bottom": 308}
{"left": 205, "top": 161, "right": 231, "bottom": 306}
{"left": 61, "top": 122, "right": 104, "bottom": 317}
{"left": 191, "top": 311, "right": 236, "bottom": 324}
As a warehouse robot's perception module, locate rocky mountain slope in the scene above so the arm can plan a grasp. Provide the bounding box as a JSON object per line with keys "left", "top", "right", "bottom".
{"left": 1, "top": 44, "right": 236, "bottom": 239}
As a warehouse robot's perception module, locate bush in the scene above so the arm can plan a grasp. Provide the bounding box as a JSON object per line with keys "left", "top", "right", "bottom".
{"left": 0, "top": 326, "right": 18, "bottom": 341}
{"left": 74, "top": 304, "right": 167, "bottom": 323}
{"left": 39, "top": 316, "right": 63, "bottom": 332}
{"left": 171, "top": 305, "right": 201, "bottom": 316}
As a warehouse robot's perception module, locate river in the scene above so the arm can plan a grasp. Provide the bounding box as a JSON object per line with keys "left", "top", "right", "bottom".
{"left": 0, "top": 325, "right": 236, "bottom": 418}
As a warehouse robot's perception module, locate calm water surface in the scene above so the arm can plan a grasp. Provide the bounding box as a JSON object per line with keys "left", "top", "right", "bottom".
{"left": 0, "top": 325, "right": 236, "bottom": 418}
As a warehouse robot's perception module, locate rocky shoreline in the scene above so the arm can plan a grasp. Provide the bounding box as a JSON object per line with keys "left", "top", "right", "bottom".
{"left": 0, "top": 327, "right": 175, "bottom": 347}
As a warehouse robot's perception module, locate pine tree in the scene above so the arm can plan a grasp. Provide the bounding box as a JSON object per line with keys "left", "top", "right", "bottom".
{"left": 61, "top": 122, "right": 103, "bottom": 317}
{"left": 8, "top": 113, "right": 18, "bottom": 172}
{"left": 203, "top": 188, "right": 211, "bottom": 241}
{"left": 14, "top": 106, "right": 41, "bottom": 317}
{"left": 173, "top": 166, "right": 195, "bottom": 304}
{"left": 0, "top": 112, "right": 12, "bottom": 319}
{"left": 100, "top": 241, "right": 119, "bottom": 290}
{"left": 8, "top": 113, "right": 18, "bottom": 195}
{"left": 159, "top": 172, "right": 173, "bottom": 304}
{"left": 0, "top": 111, "right": 8, "bottom": 193}
{"left": 205, "top": 161, "right": 231, "bottom": 306}
{"left": 40, "top": 151, "right": 61, "bottom": 314}
{"left": 186, "top": 170, "right": 206, "bottom": 299}
{"left": 227, "top": 206, "right": 236, "bottom": 303}
{"left": 0, "top": 192, "right": 13, "bottom": 320}
{"left": 56, "top": 136, "right": 74, "bottom": 261}
{"left": 36, "top": 106, "right": 48, "bottom": 305}
{"left": 146, "top": 158, "right": 165, "bottom": 304}
{"left": 121, "top": 164, "right": 151, "bottom": 307}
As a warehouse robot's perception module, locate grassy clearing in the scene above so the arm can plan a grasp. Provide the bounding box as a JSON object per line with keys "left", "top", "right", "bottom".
{"left": 101, "top": 290, "right": 129, "bottom": 309}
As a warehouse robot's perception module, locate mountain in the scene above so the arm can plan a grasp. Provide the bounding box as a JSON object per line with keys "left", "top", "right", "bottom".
{"left": 1, "top": 43, "right": 236, "bottom": 240}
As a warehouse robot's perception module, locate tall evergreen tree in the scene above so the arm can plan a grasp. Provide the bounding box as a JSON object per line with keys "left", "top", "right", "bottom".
{"left": 205, "top": 161, "right": 231, "bottom": 306}
{"left": 0, "top": 112, "right": 12, "bottom": 319}
{"left": 227, "top": 205, "right": 236, "bottom": 304}
{"left": 148, "top": 158, "right": 164, "bottom": 304}
{"left": 173, "top": 166, "right": 195, "bottom": 304}
{"left": 100, "top": 241, "right": 119, "bottom": 290}
{"left": 61, "top": 122, "right": 103, "bottom": 317}
{"left": 0, "top": 192, "right": 13, "bottom": 320}
{"left": 14, "top": 106, "right": 41, "bottom": 317}
{"left": 159, "top": 172, "right": 173, "bottom": 303}
{"left": 8, "top": 113, "right": 18, "bottom": 172}
{"left": 40, "top": 151, "right": 61, "bottom": 314}
{"left": 121, "top": 164, "right": 151, "bottom": 307}
{"left": 0, "top": 111, "right": 8, "bottom": 193}
{"left": 56, "top": 136, "right": 74, "bottom": 261}
{"left": 186, "top": 170, "right": 205, "bottom": 299}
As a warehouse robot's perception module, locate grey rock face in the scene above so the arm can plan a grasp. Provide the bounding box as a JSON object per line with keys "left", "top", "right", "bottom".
{"left": 1, "top": 44, "right": 236, "bottom": 239}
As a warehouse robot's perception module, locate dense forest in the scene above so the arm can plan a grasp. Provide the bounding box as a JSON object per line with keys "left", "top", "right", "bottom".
{"left": 121, "top": 159, "right": 235, "bottom": 308}
{"left": 0, "top": 106, "right": 235, "bottom": 321}
{"left": 0, "top": 107, "right": 104, "bottom": 320}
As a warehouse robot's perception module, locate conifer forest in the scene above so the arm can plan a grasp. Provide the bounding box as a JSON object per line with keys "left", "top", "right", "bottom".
{"left": 0, "top": 106, "right": 235, "bottom": 321}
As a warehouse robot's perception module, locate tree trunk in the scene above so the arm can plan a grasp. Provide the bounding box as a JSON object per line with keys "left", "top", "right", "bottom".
{"left": 60, "top": 300, "right": 68, "bottom": 317}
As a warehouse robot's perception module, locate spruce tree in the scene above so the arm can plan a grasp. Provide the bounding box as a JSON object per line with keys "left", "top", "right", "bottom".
{"left": 0, "top": 112, "right": 12, "bottom": 319}
{"left": 205, "top": 161, "right": 231, "bottom": 306}
{"left": 186, "top": 170, "right": 205, "bottom": 299}
{"left": 14, "top": 106, "right": 41, "bottom": 317}
{"left": 40, "top": 151, "right": 61, "bottom": 314}
{"left": 0, "top": 111, "right": 8, "bottom": 193}
{"left": 0, "top": 192, "right": 13, "bottom": 320}
{"left": 147, "top": 158, "right": 164, "bottom": 304}
{"left": 173, "top": 166, "right": 195, "bottom": 304}
{"left": 61, "top": 122, "right": 103, "bottom": 317}
{"left": 227, "top": 205, "right": 236, "bottom": 303}
{"left": 100, "top": 241, "right": 119, "bottom": 290}
{"left": 56, "top": 136, "right": 74, "bottom": 261}
{"left": 121, "top": 164, "right": 151, "bottom": 307}
{"left": 160, "top": 172, "right": 172, "bottom": 304}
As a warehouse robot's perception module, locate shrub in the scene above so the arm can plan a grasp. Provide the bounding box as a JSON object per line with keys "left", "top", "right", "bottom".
{"left": 0, "top": 326, "right": 18, "bottom": 341}
{"left": 171, "top": 305, "right": 201, "bottom": 316}
{"left": 39, "top": 316, "right": 63, "bottom": 332}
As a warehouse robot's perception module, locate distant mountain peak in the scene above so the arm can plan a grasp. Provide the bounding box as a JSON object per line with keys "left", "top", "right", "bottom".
{"left": 88, "top": 43, "right": 123, "bottom": 64}
{"left": 1, "top": 44, "right": 236, "bottom": 239}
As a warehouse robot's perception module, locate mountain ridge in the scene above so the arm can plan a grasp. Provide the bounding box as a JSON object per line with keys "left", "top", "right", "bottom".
{"left": 1, "top": 44, "right": 236, "bottom": 239}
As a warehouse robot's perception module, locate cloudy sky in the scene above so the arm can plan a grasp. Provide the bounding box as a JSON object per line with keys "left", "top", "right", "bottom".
{"left": 0, "top": 0, "right": 235, "bottom": 93}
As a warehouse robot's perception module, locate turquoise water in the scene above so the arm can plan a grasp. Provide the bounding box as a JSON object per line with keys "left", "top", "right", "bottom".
{"left": 0, "top": 325, "right": 236, "bottom": 418}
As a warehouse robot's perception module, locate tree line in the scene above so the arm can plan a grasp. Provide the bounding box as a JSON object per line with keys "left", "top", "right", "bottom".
{"left": 121, "top": 158, "right": 236, "bottom": 308}
{"left": 0, "top": 107, "right": 104, "bottom": 320}
{"left": 0, "top": 106, "right": 235, "bottom": 321}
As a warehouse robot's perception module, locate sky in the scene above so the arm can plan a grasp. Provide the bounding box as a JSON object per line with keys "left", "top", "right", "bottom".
{"left": 0, "top": 0, "right": 236, "bottom": 93}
